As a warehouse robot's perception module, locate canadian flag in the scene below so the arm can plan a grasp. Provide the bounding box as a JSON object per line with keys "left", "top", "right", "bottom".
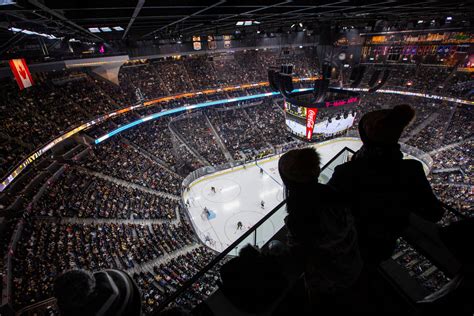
{"left": 9, "top": 58, "right": 34, "bottom": 90}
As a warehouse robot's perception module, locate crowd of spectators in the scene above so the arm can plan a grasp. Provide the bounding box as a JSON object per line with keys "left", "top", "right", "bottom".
{"left": 442, "top": 105, "right": 473, "bottom": 144}
{"left": 244, "top": 100, "right": 293, "bottom": 147}
{"left": 2, "top": 50, "right": 473, "bottom": 315}
{"left": 13, "top": 220, "right": 195, "bottom": 308}
{"left": 393, "top": 239, "right": 450, "bottom": 292}
{"left": 82, "top": 139, "right": 182, "bottom": 195}
{"left": 123, "top": 118, "right": 178, "bottom": 168}
{"left": 406, "top": 103, "right": 454, "bottom": 152}
{"left": 134, "top": 246, "right": 222, "bottom": 315}
{"left": 207, "top": 104, "right": 270, "bottom": 160}
{"left": 354, "top": 64, "right": 463, "bottom": 96}
{"left": 172, "top": 113, "right": 227, "bottom": 166}
{"left": 3, "top": 50, "right": 472, "bottom": 183}
{"left": 31, "top": 166, "right": 178, "bottom": 220}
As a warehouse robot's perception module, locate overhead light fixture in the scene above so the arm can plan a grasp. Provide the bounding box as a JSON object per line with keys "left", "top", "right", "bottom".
{"left": 88, "top": 27, "right": 101, "bottom": 33}
{"left": 256, "top": 30, "right": 261, "bottom": 34}
{"left": 236, "top": 20, "right": 260, "bottom": 26}
{"left": 299, "top": 45, "right": 303, "bottom": 48}
{"left": 100, "top": 27, "right": 112, "bottom": 32}
{"left": 417, "top": 20, "right": 423, "bottom": 24}
{"left": 299, "top": 23, "right": 303, "bottom": 28}
{"left": 446, "top": 16, "right": 452, "bottom": 21}
{"left": 8, "top": 27, "right": 57, "bottom": 39}
{"left": 0, "top": 0, "right": 16, "bottom": 5}
{"left": 291, "top": 23, "right": 296, "bottom": 28}
{"left": 113, "top": 26, "right": 124, "bottom": 31}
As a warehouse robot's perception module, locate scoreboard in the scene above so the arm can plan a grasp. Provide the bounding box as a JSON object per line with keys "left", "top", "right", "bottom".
{"left": 283, "top": 90, "right": 360, "bottom": 140}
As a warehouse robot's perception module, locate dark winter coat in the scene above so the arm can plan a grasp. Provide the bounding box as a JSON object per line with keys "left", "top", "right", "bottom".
{"left": 285, "top": 183, "right": 363, "bottom": 296}
{"left": 328, "top": 144, "right": 445, "bottom": 263}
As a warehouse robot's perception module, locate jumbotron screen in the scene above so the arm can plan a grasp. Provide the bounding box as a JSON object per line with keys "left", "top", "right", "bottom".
{"left": 283, "top": 91, "right": 360, "bottom": 140}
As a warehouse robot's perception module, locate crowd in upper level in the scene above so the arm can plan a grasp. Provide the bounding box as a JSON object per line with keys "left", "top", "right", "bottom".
{"left": 1, "top": 49, "right": 472, "bottom": 181}
{"left": 0, "top": 51, "right": 473, "bottom": 315}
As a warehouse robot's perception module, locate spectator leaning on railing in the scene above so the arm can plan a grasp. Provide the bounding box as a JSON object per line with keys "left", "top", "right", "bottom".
{"left": 328, "top": 104, "right": 445, "bottom": 265}
{"left": 278, "top": 147, "right": 362, "bottom": 311}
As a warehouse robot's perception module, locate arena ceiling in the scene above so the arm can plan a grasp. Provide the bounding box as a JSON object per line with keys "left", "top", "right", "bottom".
{"left": 0, "top": 0, "right": 473, "bottom": 44}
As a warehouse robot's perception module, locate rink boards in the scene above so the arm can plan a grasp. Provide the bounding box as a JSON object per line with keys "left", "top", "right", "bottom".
{"left": 182, "top": 137, "right": 429, "bottom": 253}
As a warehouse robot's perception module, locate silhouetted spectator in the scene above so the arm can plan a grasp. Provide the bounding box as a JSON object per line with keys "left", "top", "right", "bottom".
{"left": 219, "top": 245, "right": 287, "bottom": 313}
{"left": 54, "top": 269, "right": 142, "bottom": 316}
{"left": 278, "top": 147, "right": 362, "bottom": 307}
{"left": 328, "top": 104, "right": 445, "bottom": 264}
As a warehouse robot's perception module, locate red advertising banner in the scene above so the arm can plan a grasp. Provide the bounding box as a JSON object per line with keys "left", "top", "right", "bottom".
{"left": 9, "top": 58, "right": 34, "bottom": 90}
{"left": 305, "top": 108, "right": 318, "bottom": 140}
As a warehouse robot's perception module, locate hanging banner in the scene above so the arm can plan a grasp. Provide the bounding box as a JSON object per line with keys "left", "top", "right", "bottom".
{"left": 9, "top": 58, "right": 34, "bottom": 90}
{"left": 305, "top": 108, "right": 318, "bottom": 140}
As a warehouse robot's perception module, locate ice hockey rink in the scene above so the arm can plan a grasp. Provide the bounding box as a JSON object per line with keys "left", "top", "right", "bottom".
{"left": 183, "top": 137, "right": 429, "bottom": 253}
{"left": 183, "top": 137, "right": 361, "bottom": 253}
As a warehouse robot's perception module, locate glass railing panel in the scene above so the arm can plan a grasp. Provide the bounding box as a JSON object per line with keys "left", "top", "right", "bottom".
{"left": 154, "top": 147, "right": 356, "bottom": 313}
{"left": 319, "top": 149, "right": 350, "bottom": 184}
{"left": 254, "top": 203, "right": 288, "bottom": 248}
{"left": 229, "top": 230, "right": 256, "bottom": 256}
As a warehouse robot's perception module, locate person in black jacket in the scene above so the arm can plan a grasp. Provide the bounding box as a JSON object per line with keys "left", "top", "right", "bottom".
{"left": 328, "top": 104, "right": 445, "bottom": 264}
{"left": 279, "top": 147, "right": 362, "bottom": 309}
{"left": 54, "top": 269, "right": 142, "bottom": 316}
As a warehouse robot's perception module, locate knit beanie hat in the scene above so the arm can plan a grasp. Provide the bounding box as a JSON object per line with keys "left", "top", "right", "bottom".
{"left": 358, "top": 104, "right": 415, "bottom": 145}
{"left": 54, "top": 269, "right": 142, "bottom": 316}
{"left": 278, "top": 147, "right": 321, "bottom": 187}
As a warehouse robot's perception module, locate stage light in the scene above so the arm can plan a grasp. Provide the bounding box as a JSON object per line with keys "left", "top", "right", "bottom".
{"left": 446, "top": 16, "right": 452, "bottom": 21}
{"left": 417, "top": 20, "right": 423, "bottom": 24}
{"left": 299, "top": 23, "right": 303, "bottom": 28}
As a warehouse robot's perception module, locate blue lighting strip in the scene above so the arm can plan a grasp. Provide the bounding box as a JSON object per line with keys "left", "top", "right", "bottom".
{"left": 95, "top": 88, "right": 312, "bottom": 144}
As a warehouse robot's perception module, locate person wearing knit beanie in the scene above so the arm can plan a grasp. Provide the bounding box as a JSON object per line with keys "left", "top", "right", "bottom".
{"left": 358, "top": 104, "right": 415, "bottom": 146}
{"left": 278, "top": 147, "right": 321, "bottom": 188}
{"left": 54, "top": 269, "right": 142, "bottom": 316}
{"left": 278, "top": 148, "right": 362, "bottom": 311}
{"left": 328, "top": 104, "right": 444, "bottom": 266}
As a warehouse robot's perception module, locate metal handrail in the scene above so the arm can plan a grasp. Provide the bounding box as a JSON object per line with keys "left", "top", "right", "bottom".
{"left": 154, "top": 146, "right": 355, "bottom": 313}
{"left": 17, "top": 145, "right": 466, "bottom": 314}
